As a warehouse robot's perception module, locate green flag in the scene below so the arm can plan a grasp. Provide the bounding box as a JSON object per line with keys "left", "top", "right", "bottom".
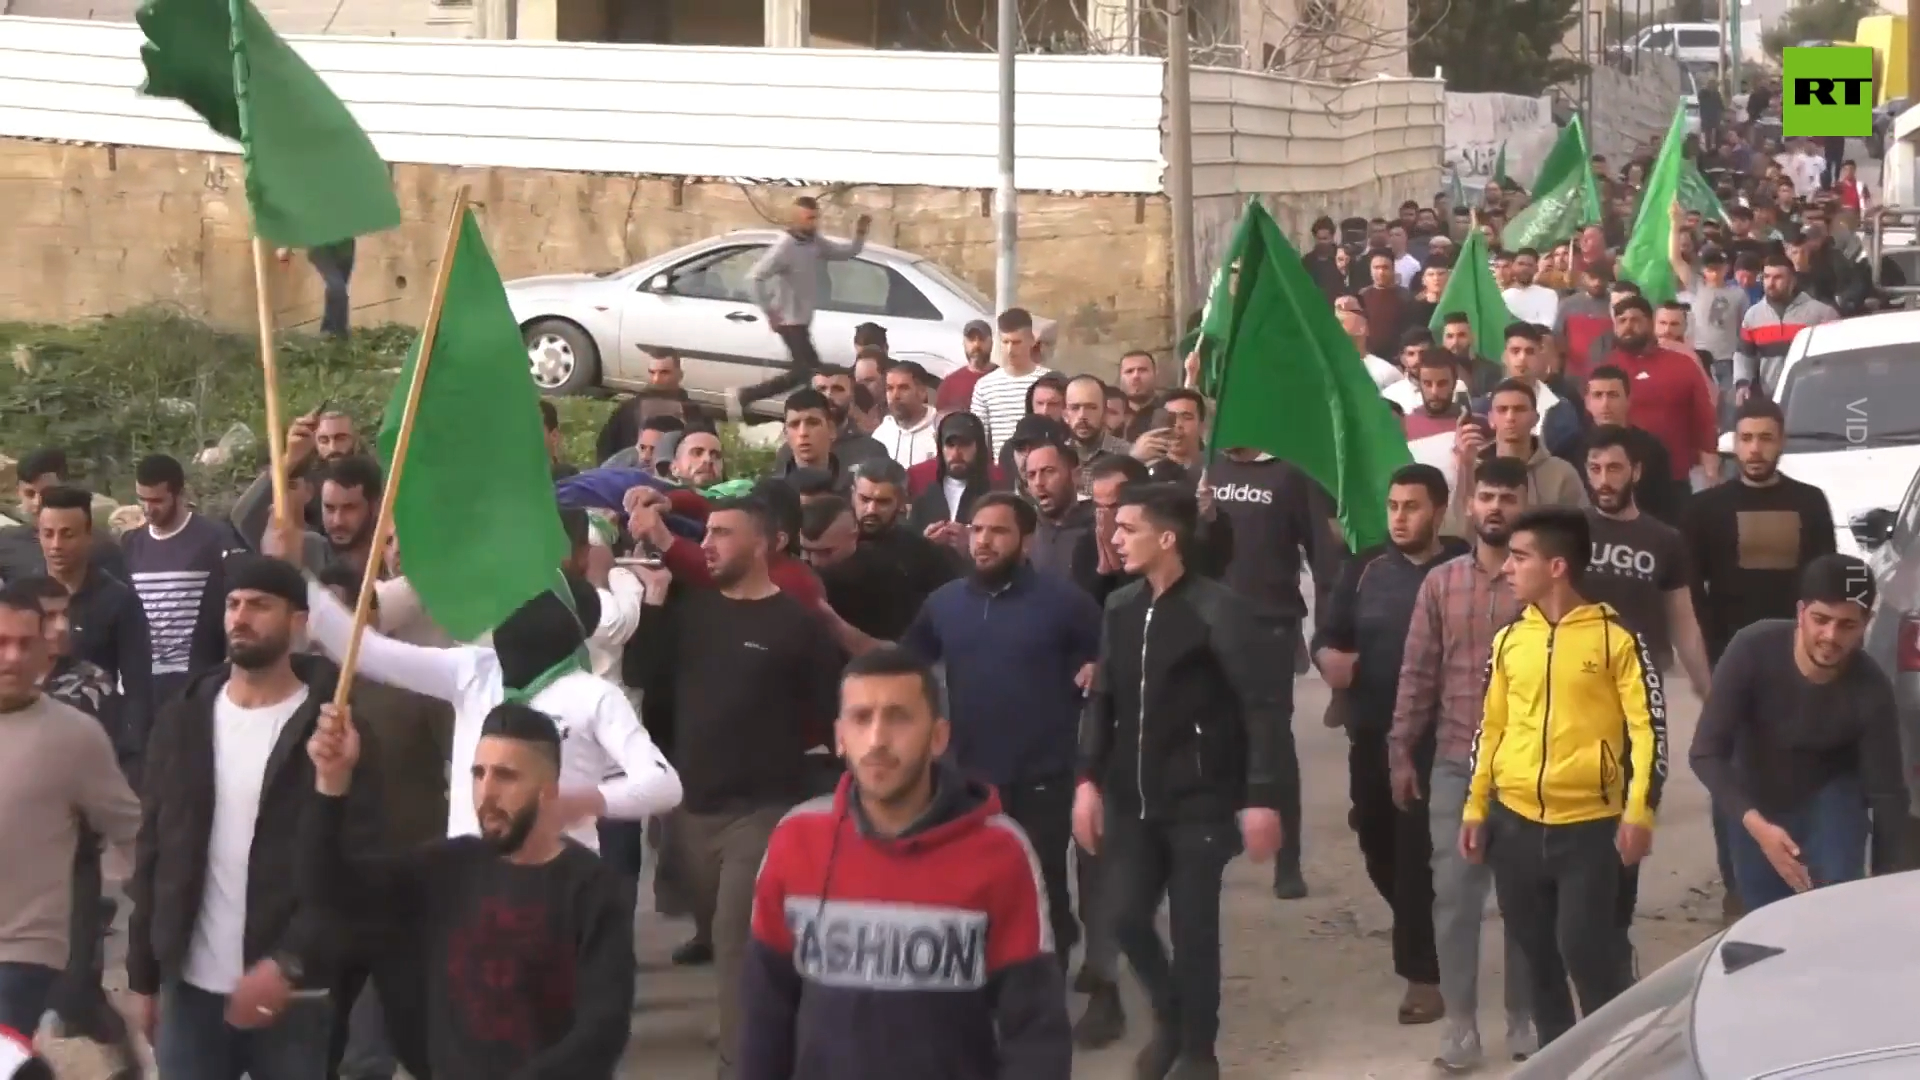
{"left": 136, "top": 0, "right": 401, "bottom": 248}
{"left": 1619, "top": 105, "right": 1689, "bottom": 305}
{"left": 377, "top": 209, "right": 568, "bottom": 642}
{"left": 1678, "top": 158, "right": 1730, "bottom": 225}
{"left": 1492, "top": 142, "right": 1515, "bottom": 192}
{"left": 1448, "top": 168, "right": 1468, "bottom": 208}
{"left": 1206, "top": 201, "right": 1412, "bottom": 551}
{"left": 1428, "top": 228, "right": 1513, "bottom": 370}
{"left": 1501, "top": 117, "right": 1603, "bottom": 251}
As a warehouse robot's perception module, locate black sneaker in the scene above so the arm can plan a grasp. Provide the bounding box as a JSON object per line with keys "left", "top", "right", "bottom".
{"left": 1072, "top": 983, "right": 1126, "bottom": 1049}
{"left": 1271, "top": 848, "right": 1308, "bottom": 900}
{"left": 670, "top": 938, "right": 714, "bottom": 966}
{"left": 1167, "top": 1056, "right": 1222, "bottom": 1080}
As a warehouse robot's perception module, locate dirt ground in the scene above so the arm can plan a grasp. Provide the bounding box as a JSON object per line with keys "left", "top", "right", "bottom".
{"left": 44, "top": 669, "right": 1722, "bottom": 1080}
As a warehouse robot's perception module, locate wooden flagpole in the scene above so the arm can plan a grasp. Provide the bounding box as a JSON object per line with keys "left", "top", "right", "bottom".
{"left": 249, "top": 236, "right": 292, "bottom": 530}
{"left": 330, "top": 184, "right": 472, "bottom": 709}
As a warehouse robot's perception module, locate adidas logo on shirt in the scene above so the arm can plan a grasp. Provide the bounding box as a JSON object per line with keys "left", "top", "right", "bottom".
{"left": 1212, "top": 483, "right": 1274, "bottom": 505}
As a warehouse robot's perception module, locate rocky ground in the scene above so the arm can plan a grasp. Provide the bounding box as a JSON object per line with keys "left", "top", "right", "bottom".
{"left": 45, "top": 671, "right": 1724, "bottom": 1080}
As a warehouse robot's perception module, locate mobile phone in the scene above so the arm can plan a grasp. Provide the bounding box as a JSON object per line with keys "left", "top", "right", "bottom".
{"left": 1150, "top": 407, "right": 1176, "bottom": 430}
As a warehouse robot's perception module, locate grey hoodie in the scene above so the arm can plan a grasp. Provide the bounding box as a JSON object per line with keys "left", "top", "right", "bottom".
{"left": 748, "top": 228, "right": 868, "bottom": 327}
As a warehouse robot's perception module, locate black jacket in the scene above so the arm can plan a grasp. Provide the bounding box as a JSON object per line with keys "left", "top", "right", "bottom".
{"left": 63, "top": 564, "right": 154, "bottom": 763}
{"left": 1071, "top": 513, "right": 1234, "bottom": 606}
{"left": 126, "top": 654, "right": 384, "bottom": 995}
{"left": 0, "top": 524, "right": 128, "bottom": 585}
{"left": 1079, "top": 573, "right": 1293, "bottom": 822}
{"left": 908, "top": 411, "right": 1003, "bottom": 532}
{"left": 1311, "top": 539, "right": 1469, "bottom": 729}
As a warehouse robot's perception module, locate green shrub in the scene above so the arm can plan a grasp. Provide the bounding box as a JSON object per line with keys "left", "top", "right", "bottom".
{"left": 0, "top": 308, "right": 776, "bottom": 515}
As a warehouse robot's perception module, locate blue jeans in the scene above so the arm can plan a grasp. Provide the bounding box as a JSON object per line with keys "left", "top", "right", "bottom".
{"left": 156, "top": 979, "right": 333, "bottom": 1080}
{"left": 0, "top": 962, "right": 58, "bottom": 1037}
{"left": 308, "top": 240, "right": 355, "bottom": 338}
{"left": 1729, "top": 777, "right": 1870, "bottom": 912}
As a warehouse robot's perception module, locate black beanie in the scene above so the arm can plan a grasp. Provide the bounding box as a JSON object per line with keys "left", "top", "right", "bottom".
{"left": 225, "top": 553, "right": 309, "bottom": 611}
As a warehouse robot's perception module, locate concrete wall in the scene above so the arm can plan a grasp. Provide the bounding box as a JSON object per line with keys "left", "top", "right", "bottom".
{"left": 1584, "top": 54, "right": 1686, "bottom": 164}
{"left": 0, "top": 139, "right": 1173, "bottom": 360}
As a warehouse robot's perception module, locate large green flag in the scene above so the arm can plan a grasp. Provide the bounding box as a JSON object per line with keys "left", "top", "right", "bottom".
{"left": 1619, "top": 105, "right": 1689, "bottom": 305}
{"left": 378, "top": 209, "right": 568, "bottom": 642}
{"left": 1678, "top": 159, "right": 1730, "bottom": 225}
{"left": 1491, "top": 142, "right": 1519, "bottom": 194}
{"left": 1206, "top": 201, "right": 1412, "bottom": 551}
{"left": 136, "top": 0, "right": 401, "bottom": 248}
{"left": 1428, "top": 228, "right": 1514, "bottom": 369}
{"left": 1501, "top": 116, "right": 1603, "bottom": 251}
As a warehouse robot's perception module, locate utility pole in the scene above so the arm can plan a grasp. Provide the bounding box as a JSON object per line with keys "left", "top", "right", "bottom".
{"left": 1729, "top": 0, "right": 1742, "bottom": 96}
{"left": 1167, "top": 0, "right": 1195, "bottom": 335}
{"left": 994, "top": 0, "right": 1018, "bottom": 314}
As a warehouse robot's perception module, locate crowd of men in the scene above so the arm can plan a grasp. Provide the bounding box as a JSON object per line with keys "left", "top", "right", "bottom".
{"left": 0, "top": 146, "right": 1910, "bottom": 1080}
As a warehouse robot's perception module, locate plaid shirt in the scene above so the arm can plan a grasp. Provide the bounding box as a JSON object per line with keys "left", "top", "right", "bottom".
{"left": 1071, "top": 434, "right": 1136, "bottom": 497}
{"left": 1389, "top": 550, "right": 1522, "bottom": 773}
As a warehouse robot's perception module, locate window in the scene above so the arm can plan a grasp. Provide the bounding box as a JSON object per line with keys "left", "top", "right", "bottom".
{"left": 1676, "top": 29, "right": 1718, "bottom": 48}
{"left": 668, "top": 246, "right": 764, "bottom": 303}
{"left": 1641, "top": 29, "right": 1674, "bottom": 49}
{"left": 823, "top": 258, "right": 892, "bottom": 316}
{"left": 884, "top": 267, "right": 942, "bottom": 320}
{"left": 1779, "top": 350, "right": 1920, "bottom": 453}
{"left": 1892, "top": 464, "right": 1920, "bottom": 548}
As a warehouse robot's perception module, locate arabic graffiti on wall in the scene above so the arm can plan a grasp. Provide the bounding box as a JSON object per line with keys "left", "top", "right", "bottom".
{"left": 1445, "top": 92, "right": 1556, "bottom": 186}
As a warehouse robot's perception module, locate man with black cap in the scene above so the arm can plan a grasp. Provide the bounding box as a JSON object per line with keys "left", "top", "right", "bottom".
{"left": 260, "top": 521, "right": 683, "bottom": 854}
{"left": 125, "top": 554, "right": 384, "bottom": 1077}
{"left": 304, "top": 699, "right": 636, "bottom": 1079}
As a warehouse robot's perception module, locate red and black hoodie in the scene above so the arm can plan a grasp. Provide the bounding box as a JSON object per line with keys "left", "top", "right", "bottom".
{"left": 739, "top": 762, "right": 1071, "bottom": 1080}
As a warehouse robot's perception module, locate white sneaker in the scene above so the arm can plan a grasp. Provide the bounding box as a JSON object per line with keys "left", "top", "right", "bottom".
{"left": 1434, "top": 1022, "right": 1482, "bottom": 1073}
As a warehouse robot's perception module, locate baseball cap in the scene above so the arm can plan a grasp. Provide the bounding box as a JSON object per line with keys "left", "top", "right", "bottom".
{"left": 963, "top": 319, "right": 993, "bottom": 339}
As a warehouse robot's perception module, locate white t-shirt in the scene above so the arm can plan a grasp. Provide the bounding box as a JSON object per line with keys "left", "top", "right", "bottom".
{"left": 1395, "top": 253, "right": 1422, "bottom": 289}
{"left": 1382, "top": 378, "right": 1423, "bottom": 413}
{"left": 940, "top": 475, "right": 967, "bottom": 521}
{"left": 1503, "top": 284, "right": 1560, "bottom": 328}
{"left": 304, "top": 582, "right": 682, "bottom": 848}
{"left": 1362, "top": 353, "right": 1404, "bottom": 390}
{"left": 969, "top": 366, "right": 1052, "bottom": 458}
{"left": 181, "top": 682, "right": 310, "bottom": 993}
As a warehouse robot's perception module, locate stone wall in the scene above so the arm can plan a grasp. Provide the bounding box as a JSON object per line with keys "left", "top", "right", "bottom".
{"left": 1584, "top": 55, "right": 1688, "bottom": 164}
{"left": 0, "top": 139, "right": 1174, "bottom": 366}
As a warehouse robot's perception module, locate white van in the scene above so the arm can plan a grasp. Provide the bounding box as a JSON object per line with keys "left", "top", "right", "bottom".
{"left": 1624, "top": 21, "right": 1737, "bottom": 66}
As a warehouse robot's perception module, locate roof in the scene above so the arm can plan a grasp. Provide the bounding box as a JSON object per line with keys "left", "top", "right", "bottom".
{"left": 1800, "top": 310, "right": 1920, "bottom": 356}
{"left": 1693, "top": 872, "right": 1920, "bottom": 1076}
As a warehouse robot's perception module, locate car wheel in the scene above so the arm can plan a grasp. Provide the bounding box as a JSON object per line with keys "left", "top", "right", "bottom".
{"left": 524, "top": 318, "right": 600, "bottom": 396}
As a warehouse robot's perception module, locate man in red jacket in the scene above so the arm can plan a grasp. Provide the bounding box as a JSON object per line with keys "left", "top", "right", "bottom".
{"left": 1597, "top": 296, "right": 1719, "bottom": 498}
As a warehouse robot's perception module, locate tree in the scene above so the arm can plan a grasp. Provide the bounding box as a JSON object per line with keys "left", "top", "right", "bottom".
{"left": 1411, "top": 0, "right": 1588, "bottom": 95}
{"left": 1761, "top": 0, "right": 1877, "bottom": 55}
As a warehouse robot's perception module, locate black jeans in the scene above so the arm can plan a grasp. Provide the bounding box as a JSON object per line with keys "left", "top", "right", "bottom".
{"left": 738, "top": 324, "right": 824, "bottom": 409}
{"left": 1485, "top": 804, "right": 1630, "bottom": 1046}
{"left": 1255, "top": 616, "right": 1303, "bottom": 875}
{"left": 597, "top": 818, "right": 647, "bottom": 922}
{"left": 1106, "top": 812, "right": 1238, "bottom": 1057}
{"left": 1000, "top": 776, "right": 1078, "bottom": 969}
{"left": 327, "top": 948, "right": 431, "bottom": 1080}
{"left": 309, "top": 241, "right": 355, "bottom": 338}
{"left": 1348, "top": 727, "right": 1439, "bottom": 984}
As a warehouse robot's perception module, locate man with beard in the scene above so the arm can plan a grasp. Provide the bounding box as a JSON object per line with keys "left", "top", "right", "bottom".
{"left": 316, "top": 455, "right": 381, "bottom": 577}
{"left": 907, "top": 411, "right": 1007, "bottom": 534}
{"left": 1598, "top": 297, "right": 1718, "bottom": 496}
{"left": 1401, "top": 351, "right": 1464, "bottom": 440}
{"left": 629, "top": 497, "right": 842, "bottom": 1080}
{"left": 849, "top": 459, "right": 957, "bottom": 610}
{"left": 125, "top": 555, "right": 383, "bottom": 1077}
{"left": 728, "top": 196, "right": 873, "bottom": 419}
{"left": 1312, "top": 465, "right": 1463, "bottom": 1025}
{"left": 1063, "top": 375, "right": 1133, "bottom": 495}
{"left": 1551, "top": 259, "right": 1615, "bottom": 381}
{"left": 800, "top": 497, "right": 916, "bottom": 641}
{"left": 665, "top": 429, "right": 726, "bottom": 490}
{"left": 1557, "top": 366, "right": 1679, "bottom": 525}
{"left": 903, "top": 494, "right": 1100, "bottom": 1007}
{"left": 1680, "top": 398, "right": 1836, "bottom": 921}
{"left": 739, "top": 647, "right": 1071, "bottom": 1079}
{"left": 1302, "top": 215, "right": 1347, "bottom": 302}
{"left": 1502, "top": 247, "right": 1558, "bottom": 328}
{"left": 1359, "top": 250, "right": 1413, "bottom": 359}
{"left": 1023, "top": 443, "right": 1094, "bottom": 581}
{"left": 1733, "top": 255, "right": 1840, "bottom": 399}
{"left": 303, "top": 701, "right": 636, "bottom": 1079}
{"left": 1390, "top": 458, "right": 1536, "bottom": 1071}
{"left": 1690, "top": 554, "right": 1907, "bottom": 911}
{"left": 935, "top": 319, "right": 997, "bottom": 414}
{"left": 1117, "top": 350, "right": 1161, "bottom": 438}
{"left": 871, "top": 361, "right": 940, "bottom": 468}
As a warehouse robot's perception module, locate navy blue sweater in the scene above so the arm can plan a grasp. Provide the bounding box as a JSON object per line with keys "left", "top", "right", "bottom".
{"left": 902, "top": 564, "right": 1102, "bottom": 788}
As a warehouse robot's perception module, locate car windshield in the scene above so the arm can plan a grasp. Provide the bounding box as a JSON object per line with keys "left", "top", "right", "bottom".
{"left": 913, "top": 258, "right": 992, "bottom": 312}
{"left": 1516, "top": 933, "right": 1718, "bottom": 1079}
{"left": 1780, "top": 348, "right": 1920, "bottom": 451}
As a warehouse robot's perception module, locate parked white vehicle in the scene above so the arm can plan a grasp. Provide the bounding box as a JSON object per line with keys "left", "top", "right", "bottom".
{"left": 1718, "top": 310, "right": 1920, "bottom": 556}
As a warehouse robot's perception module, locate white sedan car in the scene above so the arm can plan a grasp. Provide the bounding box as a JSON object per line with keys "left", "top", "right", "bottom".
{"left": 1720, "top": 310, "right": 1920, "bottom": 556}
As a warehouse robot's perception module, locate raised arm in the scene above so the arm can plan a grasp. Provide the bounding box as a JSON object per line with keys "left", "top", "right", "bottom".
{"left": 588, "top": 685, "right": 684, "bottom": 821}
{"left": 304, "top": 579, "right": 473, "bottom": 704}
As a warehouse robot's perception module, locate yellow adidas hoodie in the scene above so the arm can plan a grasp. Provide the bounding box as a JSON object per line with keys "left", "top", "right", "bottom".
{"left": 1463, "top": 602, "right": 1667, "bottom": 828}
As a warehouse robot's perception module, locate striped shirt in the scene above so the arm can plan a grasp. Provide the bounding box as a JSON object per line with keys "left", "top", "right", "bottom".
{"left": 121, "top": 514, "right": 231, "bottom": 677}
{"left": 969, "top": 365, "right": 1052, "bottom": 458}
